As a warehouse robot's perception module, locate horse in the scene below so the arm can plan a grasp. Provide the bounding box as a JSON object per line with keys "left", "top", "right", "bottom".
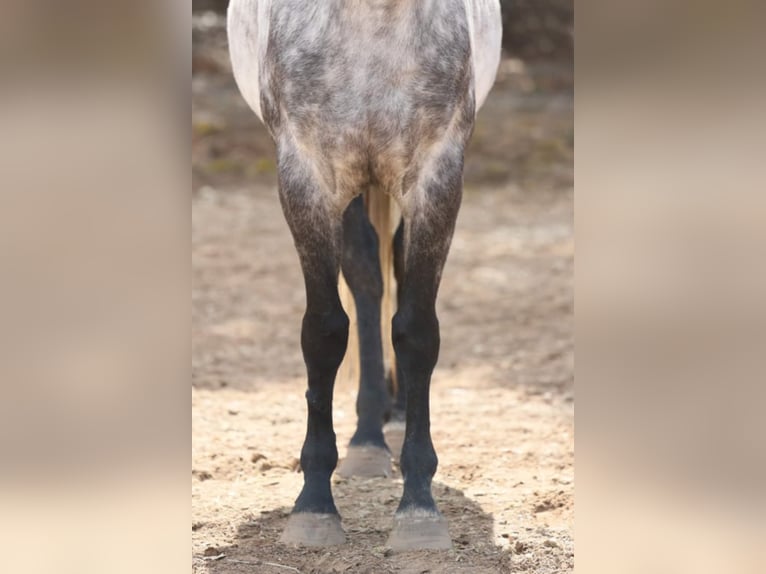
{"left": 227, "top": 0, "right": 502, "bottom": 551}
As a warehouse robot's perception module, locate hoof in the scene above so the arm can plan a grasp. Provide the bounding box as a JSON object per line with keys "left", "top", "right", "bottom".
{"left": 280, "top": 513, "right": 345, "bottom": 547}
{"left": 337, "top": 445, "right": 392, "bottom": 478}
{"left": 387, "top": 509, "right": 451, "bottom": 551}
{"left": 383, "top": 421, "right": 405, "bottom": 461}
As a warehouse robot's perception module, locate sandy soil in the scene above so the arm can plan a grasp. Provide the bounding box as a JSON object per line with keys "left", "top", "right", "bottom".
{"left": 192, "top": 14, "right": 573, "bottom": 574}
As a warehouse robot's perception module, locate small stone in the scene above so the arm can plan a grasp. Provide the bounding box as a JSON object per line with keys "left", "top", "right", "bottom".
{"left": 193, "top": 470, "right": 213, "bottom": 481}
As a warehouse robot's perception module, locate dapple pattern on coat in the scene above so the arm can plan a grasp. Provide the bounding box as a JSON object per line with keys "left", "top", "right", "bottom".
{"left": 228, "top": 0, "right": 502, "bottom": 551}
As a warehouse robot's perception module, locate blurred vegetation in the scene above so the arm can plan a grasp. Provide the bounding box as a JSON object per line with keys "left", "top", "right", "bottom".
{"left": 192, "top": 0, "right": 229, "bottom": 12}
{"left": 192, "top": 0, "right": 573, "bottom": 64}
{"left": 500, "top": 0, "right": 572, "bottom": 63}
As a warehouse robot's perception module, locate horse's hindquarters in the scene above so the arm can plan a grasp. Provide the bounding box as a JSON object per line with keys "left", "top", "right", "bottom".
{"left": 253, "top": 0, "right": 475, "bottom": 201}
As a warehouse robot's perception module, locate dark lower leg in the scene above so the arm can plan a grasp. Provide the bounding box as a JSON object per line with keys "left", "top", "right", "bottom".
{"left": 293, "top": 301, "right": 349, "bottom": 514}
{"left": 283, "top": 288, "right": 349, "bottom": 545}
{"left": 341, "top": 196, "right": 389, "bottom": 448}
{"left": 393, "top": 295, "right": 440, "bottom": 512}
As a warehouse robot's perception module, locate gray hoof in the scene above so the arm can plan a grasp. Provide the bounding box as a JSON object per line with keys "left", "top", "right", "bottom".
{"left": 387, "top": 509, "right": 451, "bottom": 551}
{"left": 337, "top": 445, "right": 392, "bottom": 478}
{"left": 383, "top": 421, "right": 406, "bottom": 461}
{"left": 280, "top": 513, "right": 345, "bottom": 546}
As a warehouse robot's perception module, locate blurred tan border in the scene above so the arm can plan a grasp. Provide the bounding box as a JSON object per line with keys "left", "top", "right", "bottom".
{"left": 0, "top": 1, "right": 190, "bottom": 573}
{"left": 3, "top": 0, "right": 766, "bottom": 572}
{"left": 577, "top": 0, "right": 766, "bottom": 572}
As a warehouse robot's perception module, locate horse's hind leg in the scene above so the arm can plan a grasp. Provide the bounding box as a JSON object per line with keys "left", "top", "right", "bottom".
{"left": 387, "top": 150, "right": 464, "bottom": 552}
{"left": 383, "top": 218, "right": 406, "bottom": 460}
{"left": 336, "top": 195, "right": 392, "bottom": 478}
{"left": 278, "top": 153, "right": 348, "bottom": 547}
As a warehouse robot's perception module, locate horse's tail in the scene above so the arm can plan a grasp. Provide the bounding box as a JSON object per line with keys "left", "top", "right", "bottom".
{"left": 338, "top": 189, "right": 398, "bottom": 399}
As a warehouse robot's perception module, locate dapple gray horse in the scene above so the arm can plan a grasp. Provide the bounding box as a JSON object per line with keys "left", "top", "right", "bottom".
{"left": 228, "top": 0, "right": 501, "bottom": 551}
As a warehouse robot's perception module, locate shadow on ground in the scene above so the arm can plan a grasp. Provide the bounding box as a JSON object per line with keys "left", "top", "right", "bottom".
{"left": 205, "top": 475, "right": 511, "bottom": 574}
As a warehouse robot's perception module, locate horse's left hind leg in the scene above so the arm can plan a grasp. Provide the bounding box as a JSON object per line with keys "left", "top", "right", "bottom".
{"left": 336, "top": 195, "right": 392, "bottom": 478}
{"left": 277, "top": 153, "right": 348, "bottom": 547}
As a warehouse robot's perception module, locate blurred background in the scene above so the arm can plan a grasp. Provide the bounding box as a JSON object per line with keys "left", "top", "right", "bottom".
{"left": 192, "top": 2, "right": 573, "bottom": 573}
{"left": 192, "top": 0, "right": 573, "bottom": 61}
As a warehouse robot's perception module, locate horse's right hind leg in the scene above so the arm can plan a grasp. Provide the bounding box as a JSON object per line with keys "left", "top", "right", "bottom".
{"left": 278, "top": 153, "right": 348, "bottom": 547}
{"left": 387, "top": 144, "right": 465, "bottom": 552}
{"left": 336, "top": 195, "right": 393, "bottom": 478}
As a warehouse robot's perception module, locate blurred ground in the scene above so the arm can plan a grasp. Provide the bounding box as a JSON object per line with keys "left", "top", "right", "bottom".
{"left": 192, "top": 11, "right": 573, "bottom": 574}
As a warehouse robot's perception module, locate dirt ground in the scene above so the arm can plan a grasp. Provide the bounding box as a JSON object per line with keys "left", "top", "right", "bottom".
{"left": 192, "top": 13, "right": 573, "bottom": 574}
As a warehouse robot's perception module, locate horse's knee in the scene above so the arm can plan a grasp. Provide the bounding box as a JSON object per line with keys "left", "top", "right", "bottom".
{"left": 392, "top": 307, "right": 440, "bottom": 374}
{"left": 302, "top": 306, "right": 349, "bottom": 375}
